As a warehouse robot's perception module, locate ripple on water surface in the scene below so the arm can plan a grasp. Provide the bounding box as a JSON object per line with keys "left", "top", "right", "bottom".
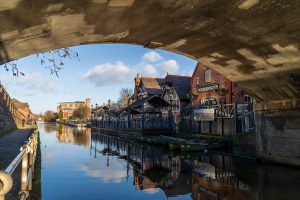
{"left": 39, "top": 123, "right": 300, "bottom": 200}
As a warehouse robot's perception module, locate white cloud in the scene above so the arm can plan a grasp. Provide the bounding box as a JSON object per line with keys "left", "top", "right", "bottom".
{"left": 83, "top": 61, "right": 134, "bottom": 87}
{"left": 181, "top": 70, "right": 194, "bottom": 76}
{"left": 142, "top": 64, "right": 158, "bottom": 77}
{"left": 142, "top": 51, "right": 163, "bottom": 62}
{"left": 159, "top": 60, "right": 180, "bottom": 74}
{"left": 22, "top": 91, "right": 35, "bottom": 97}
{"left": 83, "top": 54, "right": 185, "bottom": 87}
{"left": 0, "top": 72, "right": 59, "bottom": 95}
{"left": 142, "top": 188, "right": 160, "bottom": 194}
{"left": 79, "top": 160, "right": 127, "bottom": 183}
{"left": 137, "top": 59, "right": 181, "bottom": 77}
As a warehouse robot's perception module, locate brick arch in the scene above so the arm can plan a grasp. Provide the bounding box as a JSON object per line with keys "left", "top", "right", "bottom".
{"left": 0, "top": 0, "right": 299, "bottom": 103}
{"left": 0, "top": 0, "right": 300, "bottom": 166}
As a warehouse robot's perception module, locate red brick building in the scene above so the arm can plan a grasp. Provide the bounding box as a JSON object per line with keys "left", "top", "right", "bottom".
{"left": 191, "top": 62, "right": 248, "bottom": 107}
{"left": 11, "top": 98, "right": 32, "bottom": 123}
{"left": 181, "top": 62, "right": 255, "bottom": 135}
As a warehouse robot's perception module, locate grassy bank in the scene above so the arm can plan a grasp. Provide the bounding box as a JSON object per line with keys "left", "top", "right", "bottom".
{"left": 30, "top": 130, "right": 41, "bottom": 200}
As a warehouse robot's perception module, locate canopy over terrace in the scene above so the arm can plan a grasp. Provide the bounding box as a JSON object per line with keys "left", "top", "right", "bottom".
{"left": 92, "top": 95, "right": 171, "bottom": 132}
{"left": 126, "top": 95, "right": 169, "bottom": 114}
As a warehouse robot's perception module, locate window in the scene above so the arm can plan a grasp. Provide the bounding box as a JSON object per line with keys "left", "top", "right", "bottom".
{"left": 204, "top": 68, "right": 211, "bottom": 83}
{"left": 245, "top": 95, "right": 251, "bottom": 103}
{"left": 196, "top": 77, "right": 200, "bottom": 85}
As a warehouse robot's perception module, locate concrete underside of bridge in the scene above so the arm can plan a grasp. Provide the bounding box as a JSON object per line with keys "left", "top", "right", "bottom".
{"left": 0, "top": 0, "right": 299, "bottom": 166}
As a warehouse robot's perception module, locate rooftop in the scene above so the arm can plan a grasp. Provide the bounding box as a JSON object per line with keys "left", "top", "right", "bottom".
{"left": 11, "top": 98, "right": 29, "bottom": 109}
{"left": 140, "top": 77, "right": 163, "bottom": 96}
{"left": 161, "top": 74, "right": 191, "bottom": 101}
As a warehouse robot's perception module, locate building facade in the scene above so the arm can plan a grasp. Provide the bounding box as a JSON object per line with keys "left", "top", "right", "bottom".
{"left": 185, "top": 62, "right": 255, "bottom": 135}
{"left": 57, "top": 98, "right": 91, "bottom": 120}
{"left": 0, "top": 83, "right": 32, "bottom": 129}
{"left": 131, "top": 74, "right": 163, "bottom": 103}
{"left": 11, "top": 98, "right": 32, "bottom": 123}
{"left": 160, "top": 74, "right": 191, "bottom": 126}
{"left": 191, "top": 62, "right": 248, "bottom": 107}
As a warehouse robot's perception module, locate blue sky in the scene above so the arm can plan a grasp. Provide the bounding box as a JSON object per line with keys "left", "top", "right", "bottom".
{"left": 0, "top": 44, "right": 196, "bottom": 114}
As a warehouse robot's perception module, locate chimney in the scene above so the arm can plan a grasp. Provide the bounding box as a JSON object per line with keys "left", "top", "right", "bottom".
{"left": 85, "top": 98, "right": 91, "bottom": 108}
{"left": 135, "top": 73, "right": 141, "bottom": 85}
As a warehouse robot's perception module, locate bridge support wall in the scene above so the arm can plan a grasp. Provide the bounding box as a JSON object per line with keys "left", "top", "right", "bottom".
{"left": 255, "top": 99, "right": 300, "bottom": 167}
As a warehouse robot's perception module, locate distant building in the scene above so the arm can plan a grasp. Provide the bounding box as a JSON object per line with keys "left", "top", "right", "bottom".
{"left": 57, "top": 98, "right": 91, "bottom": 120}
{"left": 11, "top": 98, "right": 32, "bottom": 123}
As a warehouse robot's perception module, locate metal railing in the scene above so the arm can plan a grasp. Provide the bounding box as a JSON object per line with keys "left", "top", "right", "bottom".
{"left": 0, "top": 129, "right": 39, "bottom": 200}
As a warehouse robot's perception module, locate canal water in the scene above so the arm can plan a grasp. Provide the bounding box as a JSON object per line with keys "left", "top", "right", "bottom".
{"left": 40, "top": 123, "right": 300, "bottom": 200}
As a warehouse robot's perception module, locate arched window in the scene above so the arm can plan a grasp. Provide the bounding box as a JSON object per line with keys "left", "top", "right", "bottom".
{"left": 204, "top": 68, "right": 212, "bottom": 83}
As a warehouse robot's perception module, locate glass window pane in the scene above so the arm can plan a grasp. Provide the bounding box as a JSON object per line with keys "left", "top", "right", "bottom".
{"left": 204, "top": 69, "right": 211, "bottom": 83}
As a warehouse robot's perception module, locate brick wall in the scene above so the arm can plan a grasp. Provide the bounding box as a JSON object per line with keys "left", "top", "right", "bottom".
{"left": 0, "top": 84, "right": 28, "bottom": 131}
{"left": 191, "top": 62, "right": 245, "bottom": 106}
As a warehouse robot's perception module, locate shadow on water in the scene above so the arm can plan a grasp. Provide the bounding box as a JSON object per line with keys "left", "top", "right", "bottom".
{"left": 40, "top": 123, "right": 300, "bottom": 200}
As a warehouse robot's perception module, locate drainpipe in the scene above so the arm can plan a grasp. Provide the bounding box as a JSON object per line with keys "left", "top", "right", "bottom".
{"left": 142, "top": 99, "right": 145, "bottom": 129}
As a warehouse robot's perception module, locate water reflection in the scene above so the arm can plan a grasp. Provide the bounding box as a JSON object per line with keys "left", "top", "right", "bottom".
{"left": 40, "top": 124, "right": 300, "bottom": 200}
{"left": 44, "top": 123, "right": 56, "bottom": 133}
{"left": 56, "top": 125, "right": 91, "bottom": 147}
{"left": 90, "top": 132, "right": 300, "bottom": 200}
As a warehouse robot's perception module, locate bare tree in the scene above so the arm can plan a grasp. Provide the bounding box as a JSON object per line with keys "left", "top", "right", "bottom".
{"left": 73, "top": 105, "right": 91, "bottom": 121}
{"left": 117, "top": 88, "right": 133, "bottom": 107}
{"left": 2, "top": 47, "right": 79, "bottom": 77}
{"left": 43, "top": 110, "right": 57, "bottom": 122}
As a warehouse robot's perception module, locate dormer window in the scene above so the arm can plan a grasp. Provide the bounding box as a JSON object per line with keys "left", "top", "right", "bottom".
{"left": 204, "top": 68, "right": 212, "bottom": 83}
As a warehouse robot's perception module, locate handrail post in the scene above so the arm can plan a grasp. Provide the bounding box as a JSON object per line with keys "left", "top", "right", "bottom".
{"left": 0, "top": 171, "right": 13, "bottom": 200}
{"left": 19, "top": 144, "right": 30, "bottom": 199}
{"left": 28, "top": 135, "right": 35, "bottom": 191}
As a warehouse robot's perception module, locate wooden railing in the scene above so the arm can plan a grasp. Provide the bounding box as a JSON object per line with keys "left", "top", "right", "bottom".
{"left": 0, "top": 129, "right": 38, "bottom": 200}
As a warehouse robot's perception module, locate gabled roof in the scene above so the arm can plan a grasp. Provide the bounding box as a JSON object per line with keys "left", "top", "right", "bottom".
{"left": 161, "top": 74, "right": 191, "bottom": 101}
{"left": 140, "top": 77, "right": 163, "bottom": 95}
{"left": 11, "top": 98, "right": 29, "bottom": 109}
{"left": 127, "top": 95, "right": 169, "bottom": 110}
{"left": 109, "top": 108, "right": 127, "bottom": 118}
{"left": 91, "top": 106, "right": 109, "bottom": 113}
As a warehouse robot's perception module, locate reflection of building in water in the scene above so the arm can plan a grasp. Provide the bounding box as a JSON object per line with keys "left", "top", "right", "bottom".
{"left": 91, "top": 133, "right": 192, "bottom": 197}
{"left": 91, "top": 133, "right": 255, "bottom": 200}
{"left": 192, "top": 161, "right": 254, "bottom": 200}
{"left": 56, "top": 125, "right": 91, "bottom": 147}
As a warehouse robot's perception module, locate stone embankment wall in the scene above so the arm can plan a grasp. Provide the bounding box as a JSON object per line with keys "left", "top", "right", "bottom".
{"left": 0, "top": 84, "right": 24, "bottom": 133}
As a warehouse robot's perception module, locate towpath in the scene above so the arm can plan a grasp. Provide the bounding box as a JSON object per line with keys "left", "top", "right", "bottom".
{"left": 0, "top": 128, "right": 32, "bottom": 200}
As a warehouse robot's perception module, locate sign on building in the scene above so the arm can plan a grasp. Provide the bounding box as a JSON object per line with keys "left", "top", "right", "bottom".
{"left": 237, "top": 103, "right": 249, "bottom": 114}
{"left": 194, "top": 108, "right": 215, "bottom": 121}
{"left": 198, "top": 84, "right": 219, "bottom": 92}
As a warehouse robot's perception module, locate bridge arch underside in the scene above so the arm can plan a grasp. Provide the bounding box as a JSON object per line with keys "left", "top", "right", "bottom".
{"left": 0, "top": 0, "right": 299, "bottom": 166}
